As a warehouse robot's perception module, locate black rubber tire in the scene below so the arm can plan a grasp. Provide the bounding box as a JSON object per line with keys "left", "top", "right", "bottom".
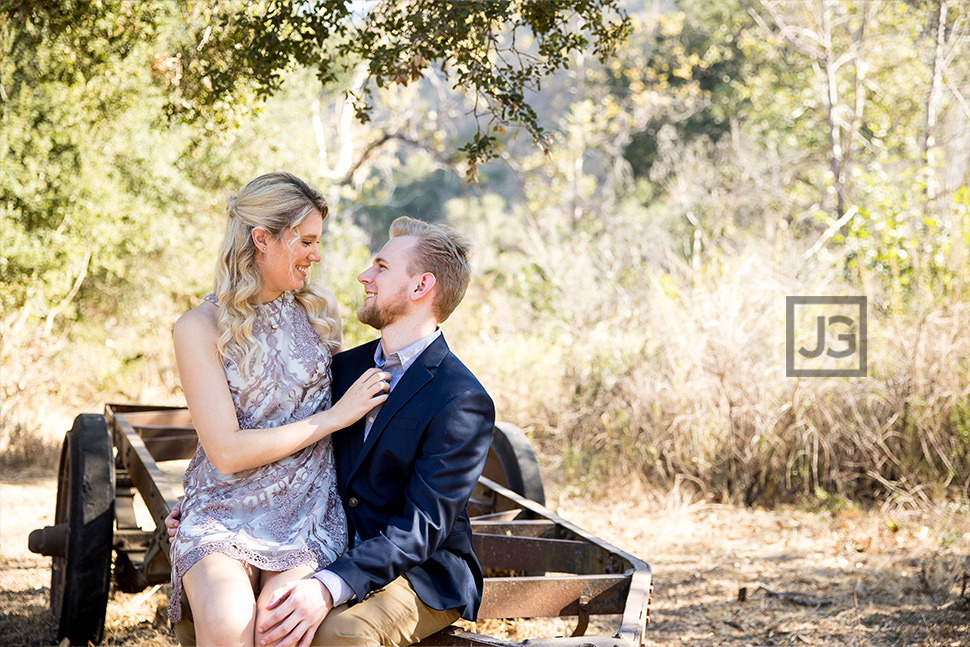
{"left": 481, "top": 422, "right": 545, "bottom": 505}
{"left": 51, "top": 414, "right": 115, "bottom": 646}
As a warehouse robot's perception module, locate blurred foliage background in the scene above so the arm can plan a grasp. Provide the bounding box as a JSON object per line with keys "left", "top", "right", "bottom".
{"left": 2, "top": 0, "right": 968, "bottom": 508}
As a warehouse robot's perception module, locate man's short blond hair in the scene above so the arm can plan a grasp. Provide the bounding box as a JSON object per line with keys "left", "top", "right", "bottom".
{"left": 389, "top": 217, "right": 471, "bottom": 322}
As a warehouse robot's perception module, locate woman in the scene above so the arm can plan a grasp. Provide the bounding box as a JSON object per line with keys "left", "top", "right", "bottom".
{"left": 168, "top": 172, "right": 389, "bottom": 646}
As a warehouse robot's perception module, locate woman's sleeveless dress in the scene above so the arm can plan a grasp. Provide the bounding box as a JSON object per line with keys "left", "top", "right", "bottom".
{"left": 168, "top": 292, "right": 347, "bottom": 623}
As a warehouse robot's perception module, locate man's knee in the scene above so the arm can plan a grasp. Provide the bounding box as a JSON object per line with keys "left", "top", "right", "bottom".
{"left": 312, "top": 584, "right": 460, "bottom": 647}
{"left": 313, "top": 609, "right": 381, "bottom": 647}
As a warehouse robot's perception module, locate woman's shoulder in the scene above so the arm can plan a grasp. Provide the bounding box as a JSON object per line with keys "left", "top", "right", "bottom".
{"left": 174, "top": 299, "right": 219, "bottom": 342}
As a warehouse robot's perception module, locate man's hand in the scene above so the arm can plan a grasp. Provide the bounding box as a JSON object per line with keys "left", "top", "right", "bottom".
{"left": 257, "top": 577, "right": 334, "bottom": 647}
{"left": 165, "top": 499, "right": 181, "bottom": 540}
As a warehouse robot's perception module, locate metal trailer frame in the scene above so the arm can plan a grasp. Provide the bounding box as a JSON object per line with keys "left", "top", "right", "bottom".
{"left": 29, "top": 404, "right": 652, "bottom": 646}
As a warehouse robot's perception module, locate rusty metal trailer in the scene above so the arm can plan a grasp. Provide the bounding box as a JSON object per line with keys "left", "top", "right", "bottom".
{"left": 29, "top": 404, "right": 651, "bottom": 646}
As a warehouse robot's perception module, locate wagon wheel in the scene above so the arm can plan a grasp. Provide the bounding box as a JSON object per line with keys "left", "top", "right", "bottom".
{"left": 470, "top": 423, "right": 545, "bottom": 517}
{"left": 51, "top": 414, "right": 115, "bottom": 646}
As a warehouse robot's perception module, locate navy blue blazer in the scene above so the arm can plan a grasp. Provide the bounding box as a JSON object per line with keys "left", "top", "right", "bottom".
{"left": 326, "top": 334, "right": 495, "bottom": 621}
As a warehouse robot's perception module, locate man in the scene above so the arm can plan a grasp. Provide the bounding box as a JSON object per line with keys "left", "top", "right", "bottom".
{"left": 169, "top": 216, "right": 495, "bottom": 647}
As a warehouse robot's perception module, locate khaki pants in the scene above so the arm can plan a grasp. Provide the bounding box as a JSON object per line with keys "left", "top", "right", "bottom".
{"left": 312, "top": 576, "right": 460, "bottom": 646}
{"left": 172, "top": 576, "right": 459, "bottom": 647}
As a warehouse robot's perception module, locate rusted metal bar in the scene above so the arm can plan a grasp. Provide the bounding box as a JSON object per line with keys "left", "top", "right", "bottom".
{"left": 117, "top": 408, "right": 193, "bottom": 427}
{"left": 417, "top": 627, "right": 511, "bottom": 646}
{"left": 473, "top": 534, "right": 607, "bottom": 574}
{"left": 106, "top": 407, "right": 181, "bottom": 561}
{"left": 419, "top": 629, "right": 633, "bottom": 647}
{"left": 570, "top": 595, "right": 590, "bottom": 637}
{"left": 469, "top": 509, "right": 524, "bottom": 522}
{"left": 113, "top": 528, "right": 153, "bottom": 552}
{"left": 141, "top": 436, "right": 199, "bottom": 462}
{"left": 478, "top": 574, "right": 628, "bottom": 619}
{"left": 471, "top": 520, "right": 556, "bottom": 537}
{"left": 128, "top": 424, "right": 196, "bottom": 438}
{"left": 114, "top": 472, "right": 140, "bottom": 531}
{"left": 123, "top": 412, "right": 198, "bottom": 463}
{"left": 616, "top": 569, "right": 652, "bottom": 644}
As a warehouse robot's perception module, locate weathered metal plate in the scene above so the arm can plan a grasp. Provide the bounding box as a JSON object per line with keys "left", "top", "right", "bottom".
{"left": 479, "top": 574, "right": 629, "bottom": 619}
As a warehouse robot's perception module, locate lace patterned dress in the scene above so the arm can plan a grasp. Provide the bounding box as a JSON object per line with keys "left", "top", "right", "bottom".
{"left": 168, "top": 292, "right": 347, "bottom": 623}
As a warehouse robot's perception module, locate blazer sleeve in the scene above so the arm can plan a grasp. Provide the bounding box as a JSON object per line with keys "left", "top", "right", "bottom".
{"left": 326, "top": 386, "right": 495, "bottom": 601}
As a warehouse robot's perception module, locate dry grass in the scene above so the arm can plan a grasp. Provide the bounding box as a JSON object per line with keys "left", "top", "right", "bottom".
{"left": 454, "top": 238, "right": 970, "bottom": 507}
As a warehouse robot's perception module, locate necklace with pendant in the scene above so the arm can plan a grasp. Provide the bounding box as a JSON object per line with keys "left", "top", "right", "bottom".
{"left": 266, "top": 296, "right": 284, "bottom": 330}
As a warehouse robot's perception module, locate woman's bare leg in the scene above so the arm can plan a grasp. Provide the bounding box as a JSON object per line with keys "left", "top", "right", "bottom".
{"left": 182, "top": 552, "right": 260, "bottom": 646}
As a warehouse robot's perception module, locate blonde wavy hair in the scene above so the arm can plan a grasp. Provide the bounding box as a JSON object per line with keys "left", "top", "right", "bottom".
{"left": 213, "top": 172, "right": 339, "bottom": 369}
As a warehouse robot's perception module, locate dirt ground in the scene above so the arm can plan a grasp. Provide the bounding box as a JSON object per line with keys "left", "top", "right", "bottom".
{"left": 3, "top": 467, "right": 970, "bottom": 647}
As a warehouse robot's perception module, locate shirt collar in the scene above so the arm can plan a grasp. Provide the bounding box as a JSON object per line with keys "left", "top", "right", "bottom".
{"left": 374, "top": 328, "right": 441, "bottom": 374}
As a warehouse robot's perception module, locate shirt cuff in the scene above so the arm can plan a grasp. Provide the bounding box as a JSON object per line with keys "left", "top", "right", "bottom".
{"left": 314, "top": 569, "right": 356, "bottom": 607}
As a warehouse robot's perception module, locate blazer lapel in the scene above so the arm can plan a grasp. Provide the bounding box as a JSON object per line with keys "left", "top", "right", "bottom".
{"left": 344, "top": 418, "right": 365, "bottom": 471}
{"left": 346, "top": 335, "right": 449, "bottom": 482}
{"left": 332, "top": 340, "right": 381, "bottom": 477}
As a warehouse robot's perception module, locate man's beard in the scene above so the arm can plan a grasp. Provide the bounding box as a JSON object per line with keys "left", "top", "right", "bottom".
{"left": 357, "top": 290, "right": 408, "bottom": 330}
